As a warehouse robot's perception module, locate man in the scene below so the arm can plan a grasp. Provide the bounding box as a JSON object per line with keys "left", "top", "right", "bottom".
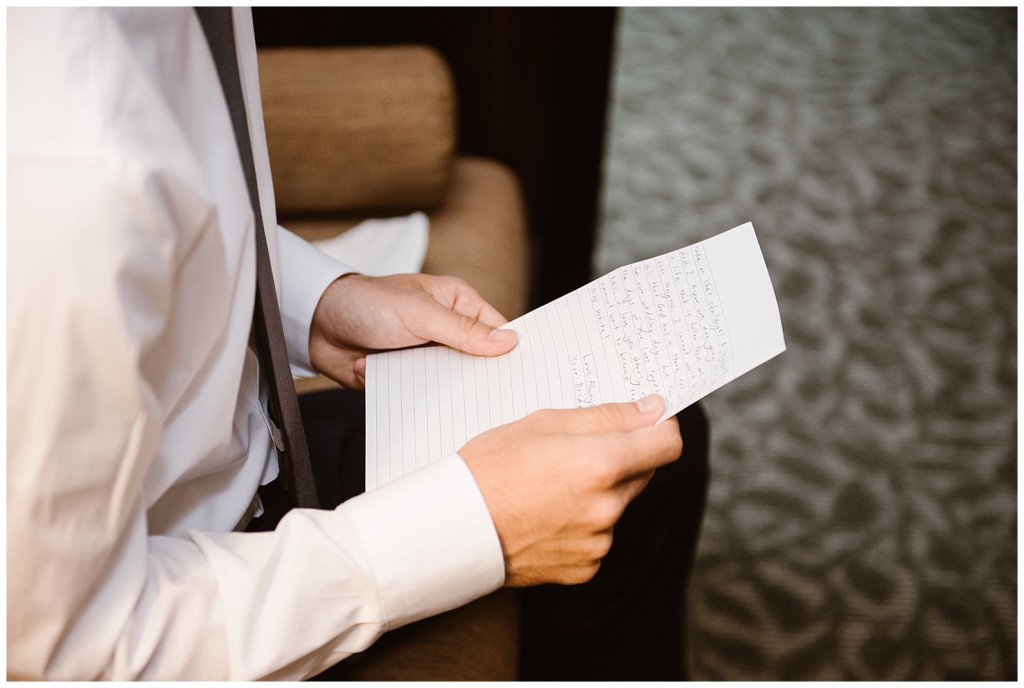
{"left": 8, "top": 7, "right": 694, "bottom": 680}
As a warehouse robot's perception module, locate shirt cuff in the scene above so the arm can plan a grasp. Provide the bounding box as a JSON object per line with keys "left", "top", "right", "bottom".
{"left": 339, "top": 454, "right": 506, "bottom": 630}
{"left": 276, "top": 226, "right": 353, "bottom": 377}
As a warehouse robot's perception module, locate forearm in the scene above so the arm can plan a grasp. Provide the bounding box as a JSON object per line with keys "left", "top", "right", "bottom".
{"left": 11, "top": 454, "right": 503, "bottom": 680}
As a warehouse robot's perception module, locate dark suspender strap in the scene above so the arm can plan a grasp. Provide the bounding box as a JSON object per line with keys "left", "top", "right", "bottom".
{"left": 195, "top": 8, "right": 320, "bottom": 509}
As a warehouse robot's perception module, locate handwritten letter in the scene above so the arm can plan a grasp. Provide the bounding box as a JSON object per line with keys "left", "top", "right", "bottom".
{"left": 364, "top": 222, "right": 785, "bottom": 489}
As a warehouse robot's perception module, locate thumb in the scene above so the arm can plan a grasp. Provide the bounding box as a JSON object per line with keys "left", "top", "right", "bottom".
{"left": 530, "top": 394, "right": 666, "bottom": 434}
{"left": 415, "top": 300, "right": 518, "bottom": 356}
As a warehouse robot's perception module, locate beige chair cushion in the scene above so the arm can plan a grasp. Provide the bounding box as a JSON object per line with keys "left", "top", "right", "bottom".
{"left": 284, "top": 156, "right": 528, "bottom": 319}
{"left": 422, "top": 156, "right": 529, "bottom": 322}
{"left": 258, "top": 46, "right": 456, "bottom": 214}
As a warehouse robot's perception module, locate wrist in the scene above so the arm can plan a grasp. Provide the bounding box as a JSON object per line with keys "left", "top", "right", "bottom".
{"left": 308, "top": 272, "right": 365, "bottom": 384}
{"left": 310, "top": 272, "right": 362, "bottom": 341}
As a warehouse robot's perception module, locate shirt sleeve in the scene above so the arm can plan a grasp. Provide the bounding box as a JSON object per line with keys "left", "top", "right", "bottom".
{"left": 190, "top": 455, "right": 506, "bottom": 679}
{"left": 7, "top": 148, "right": 505, "bottom": 679}
{"left": 276, "top": 225, "right": 353, "bottom": 377}
{"left": 7, "top": 7, "right": 506, "bottom": 681}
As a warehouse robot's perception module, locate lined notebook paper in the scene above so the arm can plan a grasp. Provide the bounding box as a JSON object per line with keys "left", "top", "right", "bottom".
{"left": 365, "top": 222, "right": 785, "bottom": 490}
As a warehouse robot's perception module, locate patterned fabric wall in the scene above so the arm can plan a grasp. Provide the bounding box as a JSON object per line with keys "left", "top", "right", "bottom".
{"left": 594, "top": 7, "right": 1016, "bottom": 680}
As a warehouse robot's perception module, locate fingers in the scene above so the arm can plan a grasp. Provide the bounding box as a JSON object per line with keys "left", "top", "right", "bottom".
{"left": 353, "top": 357, "right": 367, "bottom": 388}
{"left": 568, "top": 415, "right": 681, "bottom": 484}
{"left": 409, "top": 296, "right": 518, "bottom": 357}
{"left": 529, "top": 395, "right": 666, "bottom": 435}
{"left": 618, "top": 468, "right": 656, "bottom": 504}
{"left": 413, "top": 275, "right": 518, "bottom": 356}
{"left": 610, "top": 416, "right": 682, "bottom": 475}
{"left": 428, "top": 276, "right": 509, "bottom": 329}
{"left": 462, "top": 394, "right": 681, "bottom": 589}
{"left": 310, "top": 344, "right": 370, "bottom": 391}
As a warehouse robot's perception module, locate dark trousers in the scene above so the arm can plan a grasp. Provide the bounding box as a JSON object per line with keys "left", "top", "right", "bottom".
{"left": 253, "top": 389, "right": 710, "bottom": 680}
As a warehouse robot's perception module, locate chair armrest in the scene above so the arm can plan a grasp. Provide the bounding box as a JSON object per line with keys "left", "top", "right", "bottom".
{"left": 319, "top": 588, "right": 520, "bottom": 681}
{"left": 258, "top": 46, "right": 456, "bottom": 215}
{"left": 422, "top": 157, "right": 529, "bottom": 322}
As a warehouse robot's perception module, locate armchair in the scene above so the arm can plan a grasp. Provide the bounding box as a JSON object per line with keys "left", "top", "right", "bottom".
{"left": 258, "top": 45, "right": 529, "bottom": 394}
{"left": 257, "top": 45, "right": 527, "bottom": 679}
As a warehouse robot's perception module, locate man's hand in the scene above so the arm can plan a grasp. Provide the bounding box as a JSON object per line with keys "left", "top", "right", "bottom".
{"left": 309, "top": 273, "right": 517, "bottom": 389}
{"left": 459, "top": 395, "right": 682, "bottom": 587}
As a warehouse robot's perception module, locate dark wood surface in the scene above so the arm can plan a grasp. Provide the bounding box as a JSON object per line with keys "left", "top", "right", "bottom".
{"left": 253, "top": 7, "right": 618, "bottom": 309}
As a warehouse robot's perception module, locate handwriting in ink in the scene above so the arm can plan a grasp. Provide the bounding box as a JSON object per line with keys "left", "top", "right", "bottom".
{"left": 585, "top": 245, "right": 734, "bottom": 409}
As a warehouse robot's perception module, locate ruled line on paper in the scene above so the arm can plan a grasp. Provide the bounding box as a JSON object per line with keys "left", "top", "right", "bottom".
{"left": 363, "top": 222, "right": 785, "bottom": 490}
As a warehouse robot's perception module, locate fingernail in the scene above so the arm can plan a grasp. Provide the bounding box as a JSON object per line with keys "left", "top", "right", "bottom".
{"left": 489, "top": 328, "right": 514, "bottom": 342}
{"left": 636, "top": 395, "right": 660, "bottom": 414}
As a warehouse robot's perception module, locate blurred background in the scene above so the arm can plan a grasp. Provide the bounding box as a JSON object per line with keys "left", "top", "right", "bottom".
{"left": 597, "top": 8, "right": 1016, "bottom": 680}
{"left": 255, "top": 6, "right": 1016, "bottom": 680}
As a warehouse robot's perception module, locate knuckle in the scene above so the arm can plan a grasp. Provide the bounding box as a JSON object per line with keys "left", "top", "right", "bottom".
{"left": 663, "top": 421, "right": 683, "bottom": 457}
{"left": 529, "top": 408, "right": 557, "bottom": 427}
{"left": 581, "top": 561, "right": 602, "bottom": 581}
{"left": 588, "top": 496, "right": 623, "bottom": 531}
{"left": 447, "top": 276, "right": 477, "bottom": 299}
{"left": 573, "top": 562, "right": 601, "bottom": 585}
{"left": 459, "top": 315, "right": 478, "bottom": 336}
{"left": 598, "top": 402, "right": 628, "bottom": 429}
{"left": 586, "top": 457, "right": 621, "bottom": 488}
{"left": 533, "top": 408, "right": 555, "bottom": 422}
{"left": 590, "top": 531, "right": 614, "bottom": 560}
{"left": 446, "top": 275, "right": 470, "bottom": 290}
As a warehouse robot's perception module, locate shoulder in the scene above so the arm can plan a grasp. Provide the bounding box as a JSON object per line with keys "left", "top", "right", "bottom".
{"left": 9, "top": 8, "right": 225, "bottom": 251}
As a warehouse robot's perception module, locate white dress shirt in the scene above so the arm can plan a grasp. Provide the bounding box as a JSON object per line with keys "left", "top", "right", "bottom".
{"left": 7, "top": 7, "right": 504, "bottom": 680}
